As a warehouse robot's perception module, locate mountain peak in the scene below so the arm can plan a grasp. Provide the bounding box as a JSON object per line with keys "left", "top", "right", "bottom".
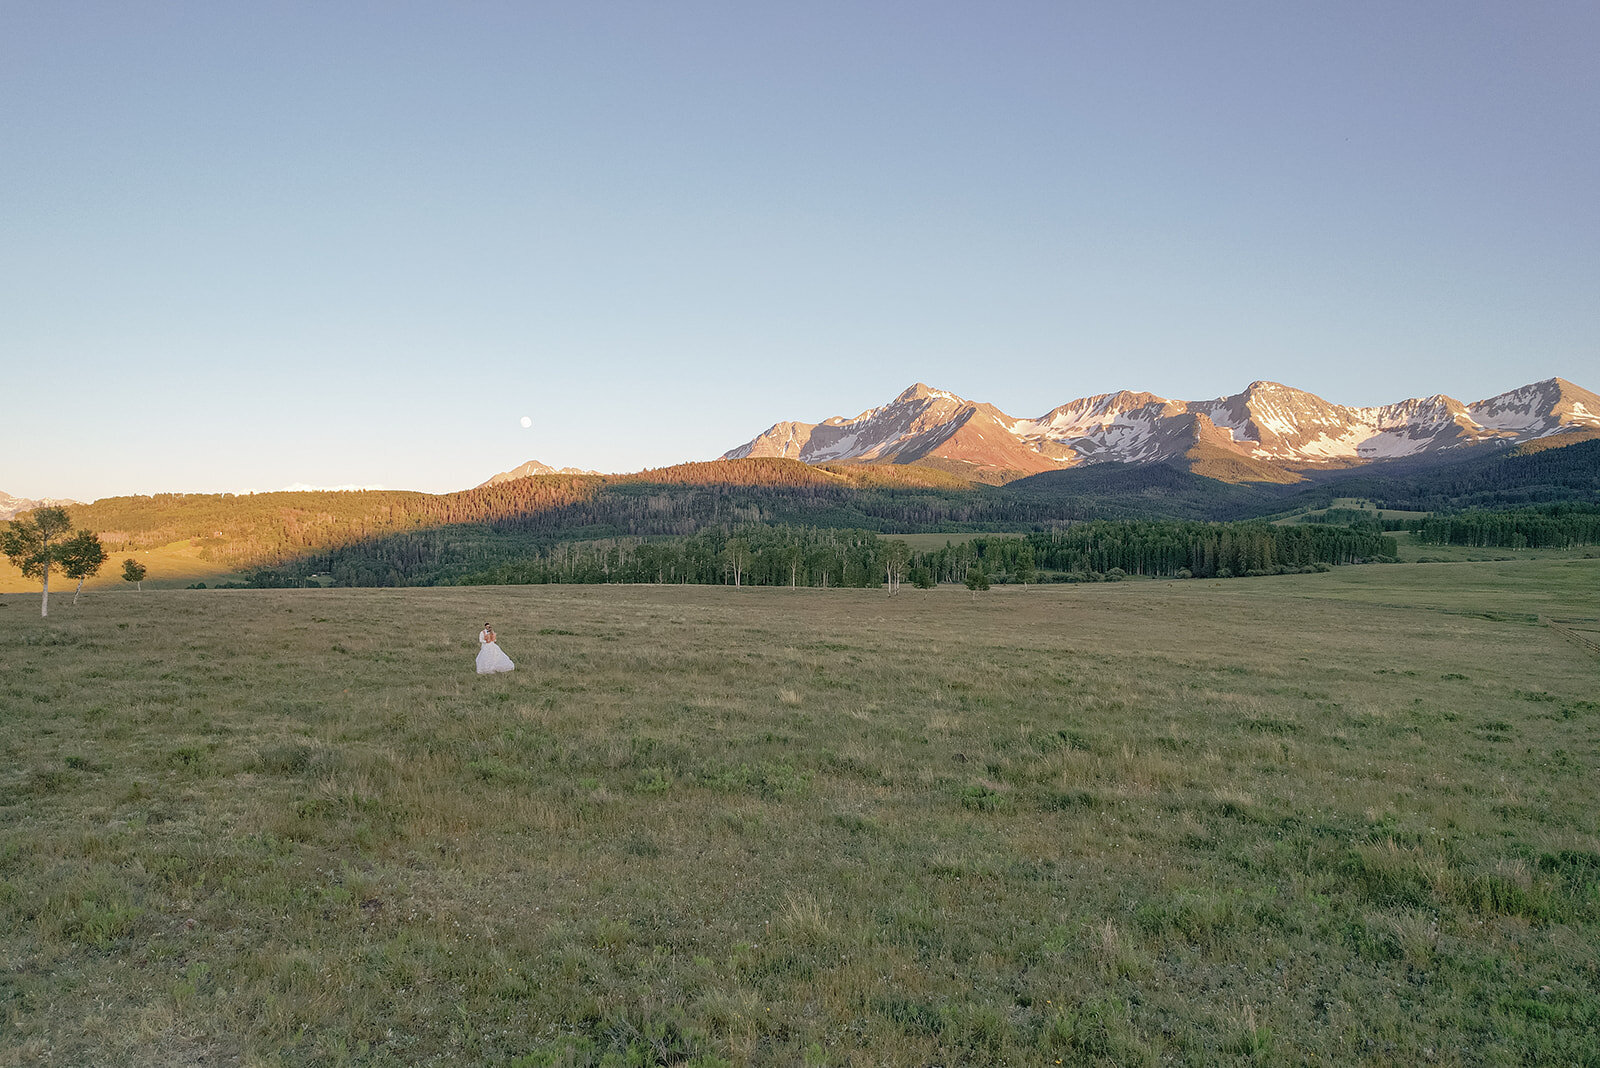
{"left": 1241, "top": 380, "right": 1315, "bottom": 398}
{"left": 894, "top": 383, "right": 963, "bottom": 404}
{"left": 1545, "top": 376, "right": 1600, "bottom": 403}
{"left": 1467, "top": 378, "right": 1600, "bottom": 435}
{"left": 476, "top": 460, "right": 600, "bottom": 489}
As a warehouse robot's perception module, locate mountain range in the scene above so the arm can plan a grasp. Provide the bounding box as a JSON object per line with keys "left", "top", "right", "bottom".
{"left": 0, "top": 491, "right": 80, "bottom": 522}
{"left": 722, "top": 378, "right": 1600, "bottom": 484}
{"left": 5, "top": 380, "right": 1596, "bottom": 519}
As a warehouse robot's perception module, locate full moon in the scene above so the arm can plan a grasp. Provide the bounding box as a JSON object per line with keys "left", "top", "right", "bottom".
{"left": 519, "top": 416, "right": 532, "bottom": 428}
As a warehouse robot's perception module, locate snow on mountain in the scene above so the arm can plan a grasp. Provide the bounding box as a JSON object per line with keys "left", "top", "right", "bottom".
{"left": 725, "top": 384, "right": 982, "bottom": 466}
{"left": 477, "top": 460, "right": 602, "bottom": 488}
{"left": 1468, "top": 378, "right": 1600, "bottom": 435}
{"left": 722, "top": 377, "right": 1600, "bottom": 480}
{"left": 0, "top": 492, "right": 83, "bottom": 522}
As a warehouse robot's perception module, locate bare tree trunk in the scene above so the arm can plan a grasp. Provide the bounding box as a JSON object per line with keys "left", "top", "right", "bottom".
{"left": 41, "top": 562, "right": 50, "bottom": 617}
{"left": 73, "top": 578, "right": 85, "bottom": 606}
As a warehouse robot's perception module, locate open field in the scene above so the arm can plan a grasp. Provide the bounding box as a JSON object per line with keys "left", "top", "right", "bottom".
{"left": 1324, "top": 498, "right": 1433, "bottom": 522}
{"left": 2, "top": 562, "right": 1598, "bottom": 1065}
{"left": 1390, "top": 531, "right": 1600, "bottom": 565}
{"left": 0, "top": 539, "right": 247, "bottom": 595}
{"left": 1269, "top": 498, "right": 1434, "bottom": 527}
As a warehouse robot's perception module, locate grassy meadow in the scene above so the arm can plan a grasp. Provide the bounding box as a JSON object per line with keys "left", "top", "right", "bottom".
{"left": 0, "top": 539, "right": 246, "bottom": 595}
{"left": 2, "top": 562, "right": 1598, "bottom": 1066}
{"left": 1389, "top": 531, "right": 1600, "bottom": 566}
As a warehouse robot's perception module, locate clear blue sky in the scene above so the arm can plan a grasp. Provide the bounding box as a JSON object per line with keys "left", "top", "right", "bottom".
{"left": 4, "top": 1, "right": 1597, "bottom": 501}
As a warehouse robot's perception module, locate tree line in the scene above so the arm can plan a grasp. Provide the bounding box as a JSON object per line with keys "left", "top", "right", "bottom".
{"left": 920, "top": 522, "right": 1395, "bottom": 583}
{"left": 442, "top": 520, "right": 1395, "bottom": 590}
{"left": 457, "top": 527, "right": 908, "bottom": 588}
{"left": 1406, "top": 503, "right": 1600, "bottom": 548}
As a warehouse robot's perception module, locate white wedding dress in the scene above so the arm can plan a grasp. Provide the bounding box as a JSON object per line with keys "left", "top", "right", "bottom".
{"left": 476, "top": 630, "right": 515, "bottom": 674}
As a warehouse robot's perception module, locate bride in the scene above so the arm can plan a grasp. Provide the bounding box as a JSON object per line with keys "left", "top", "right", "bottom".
{"left": 476, "top": 623, "right": 515, "bottom": 674}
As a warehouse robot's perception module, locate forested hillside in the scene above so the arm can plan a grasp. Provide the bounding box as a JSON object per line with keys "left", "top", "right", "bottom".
{"left": 1290, "top": 437, "right": 1600, "bottom": 512}
{"left": 1005, "top": 462, "right": 1282, "bottom": 520}
{"left": 1011, "top": 437, "right": 1600, "bottom": 519}
{"left": 66, "top": 461, "right": 974, "bottom": 562}
{"left": 9, "top": 438, "right": 1591, "bottom": 588}
{"left": 54, "top": 460, "right": 1027, "bottom": 585}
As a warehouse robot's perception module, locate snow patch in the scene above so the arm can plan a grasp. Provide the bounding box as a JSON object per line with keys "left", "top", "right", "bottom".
{"left": 1354, "top": 432, "right": 1430, "bottom": 459}
{"left": 1469, "top": 407, "right": 1545, "bottom": 433}
{"left": 808, "top": 432, "right": 863, "bottom": 461}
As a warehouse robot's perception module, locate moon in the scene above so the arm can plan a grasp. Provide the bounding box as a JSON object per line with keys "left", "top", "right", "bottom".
{"left": 519, "top": 416, "right": 532, "bottom": 428}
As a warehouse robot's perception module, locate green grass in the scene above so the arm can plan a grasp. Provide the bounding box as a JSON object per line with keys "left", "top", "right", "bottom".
{"left": 2, "top": 563, "right": 1599, "bottom": 1065}
{"left": 1267, "top": 497, "right": 1434, "bottom": 526}
{"left": 1393, "top": 530, "right": 1600, "bottom": 565}
{"left": 1326, "top": 496, "right": 1431, "bottom": 519}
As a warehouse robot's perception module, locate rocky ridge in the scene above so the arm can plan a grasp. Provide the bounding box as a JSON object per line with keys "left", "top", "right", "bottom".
{"left": 723, "top": 378, "right": 1600, "bottom": 481}
{"left": 477, "top": 460, "right": 602, "bottom": 488}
